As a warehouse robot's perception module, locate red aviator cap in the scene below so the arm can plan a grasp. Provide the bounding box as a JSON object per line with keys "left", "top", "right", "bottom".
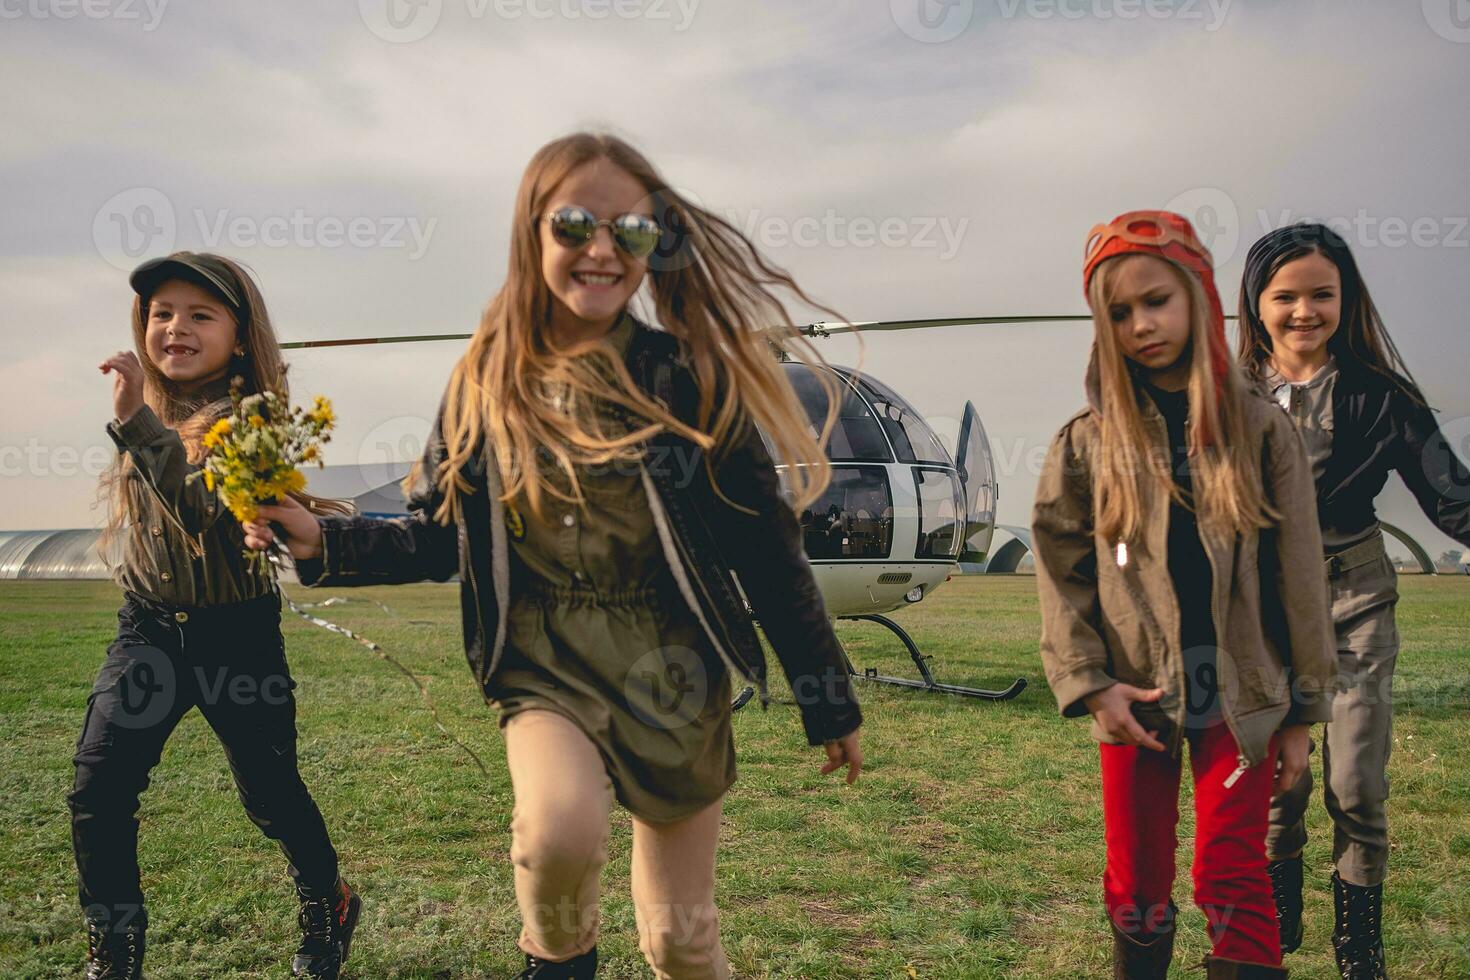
{"left": 1082, "top": 210, "right": 1230, "bottom": 393}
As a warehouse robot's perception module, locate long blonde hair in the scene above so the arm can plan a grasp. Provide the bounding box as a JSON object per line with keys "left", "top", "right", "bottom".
{"left": 100, "top": 253, "right": 347, "bottom": 570}
{"left": 429, "top": 132, "right": 842, "bottom": 524}
{"left": 1087, "top": 256, "right": 1278, "bottom": 543}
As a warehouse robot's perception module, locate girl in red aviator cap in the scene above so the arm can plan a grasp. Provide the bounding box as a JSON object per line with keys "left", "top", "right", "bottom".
{"left": 1031, "top": 212, "right": 1338, "bottom": 978}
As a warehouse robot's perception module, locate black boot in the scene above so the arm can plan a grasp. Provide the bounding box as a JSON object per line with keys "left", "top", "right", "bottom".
{"left": 291, "top": 878, "right": 362, "bottom": 979}
{"left": 516, "top": 946, "right": 598, "bottom": 978}
{"left": 83, "top": 911, "right": 146, "bottom": 980}
{"left": 1332, "top": 872, "right": 1388, "bottom": 979}
{"left": 1203, "top": 955, "right": 1287, "bottom": 978}
{"left": 1268, "top": 856, "right": 1305, "bottom": 954}
{"left": 1110, "top": 906, "right": 1175, "bottom": 979}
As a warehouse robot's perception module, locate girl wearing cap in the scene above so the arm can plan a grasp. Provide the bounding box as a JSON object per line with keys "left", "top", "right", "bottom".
{"left": 1032, "top": 211, "right": 1337, "bottom": 978}
{"left": 73, "top": 253, "right": 360, "bottom": 980}
{"left": 1240, "top": 224, "right": 1470, "bottom": 978}
{"left": 245, "top": 132, "right": 863, "bottom": 980}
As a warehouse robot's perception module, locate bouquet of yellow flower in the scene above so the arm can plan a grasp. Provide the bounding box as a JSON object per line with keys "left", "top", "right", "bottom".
{"left": 189, "top": 379, "right": 336, "bottom": 575}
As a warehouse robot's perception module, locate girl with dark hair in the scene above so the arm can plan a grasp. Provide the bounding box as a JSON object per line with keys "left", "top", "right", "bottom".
{"left": 1239, "top": 223, "right": 1470, "bottom": 979}
{"left": 76, "top": 253, "right": 359, "bottom": 980}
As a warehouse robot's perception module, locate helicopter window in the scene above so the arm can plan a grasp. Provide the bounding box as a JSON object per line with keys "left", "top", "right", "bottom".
{"left": 783, "top": 365, "right": 892, "bottom": 462}
{"left": 914, "top": 467, "right": 964, "bottom": 560}
{"left": 844, "top": 373, "right": 951, "bottom": 465}
{"left": 792, "top": 466, "right": 893, "bottom": 560}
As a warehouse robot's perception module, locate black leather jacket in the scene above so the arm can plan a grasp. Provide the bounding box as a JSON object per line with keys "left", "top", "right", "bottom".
{"left": 295, "top": 321, "right": 862, "bottom": 746}
{"left": 1318, "top": 363, "right": 1470, "bottom": 548}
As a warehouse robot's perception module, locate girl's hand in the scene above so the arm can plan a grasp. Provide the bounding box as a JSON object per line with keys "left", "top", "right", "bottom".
{"left": 243, "top": 498, "right": 324, "bottom": 559}
{"left": 99, "top": 350, "right": 145, "bottom": 425}
{"left": 820, "top": 729, "right": 863, "bottom": 785}
{"left": 1275, "top": 723, "right": 1311, "bottom": 795}
{"left": 1083, "top": 683, "right": 1167, "bottom": 752}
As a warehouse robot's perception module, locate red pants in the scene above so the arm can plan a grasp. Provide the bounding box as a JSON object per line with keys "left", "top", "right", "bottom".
{"left": 1101, "top": 722, "right": 1282, "bottom": 966}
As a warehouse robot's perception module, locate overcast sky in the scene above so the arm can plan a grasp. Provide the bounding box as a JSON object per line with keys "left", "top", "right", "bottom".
{"left": 3, "top": 0, "right": 1468, "bottom": 562}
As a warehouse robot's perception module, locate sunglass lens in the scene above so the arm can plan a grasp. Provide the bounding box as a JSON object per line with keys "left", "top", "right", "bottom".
{"left": 613, "top": 214, "right": 661, "bottom": 258}
{"left": 550, "top": 207, "right": 596, "bottom": 248}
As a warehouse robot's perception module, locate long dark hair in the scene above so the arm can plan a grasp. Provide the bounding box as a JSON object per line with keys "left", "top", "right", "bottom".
{"left": 1237, "top": 223, "right": 1425, "bottom": 405}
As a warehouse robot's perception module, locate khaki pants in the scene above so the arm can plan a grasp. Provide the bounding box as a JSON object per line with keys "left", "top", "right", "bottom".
{"left": 504, "top": 709, "right": 731, "bottom": 979}
{"left": 1267, "top": 552, "right": 1399, "bottom": 886}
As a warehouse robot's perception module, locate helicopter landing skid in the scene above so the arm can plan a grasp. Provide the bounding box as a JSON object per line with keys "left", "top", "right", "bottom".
{"left": 727, "top": 613, "right": 1026, "bottom": 711}
{"left": 841, "top": 613, "right": 1027, "bottom": 701}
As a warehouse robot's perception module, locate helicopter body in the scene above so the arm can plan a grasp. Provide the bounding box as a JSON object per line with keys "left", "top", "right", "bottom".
{"left": 777, "top": 362, "right": 998, "bottom": 618}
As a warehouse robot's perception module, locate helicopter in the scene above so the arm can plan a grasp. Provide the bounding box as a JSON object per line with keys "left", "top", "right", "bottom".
{"left": 282, "top": 315, "right": 1079, "bottom": 703}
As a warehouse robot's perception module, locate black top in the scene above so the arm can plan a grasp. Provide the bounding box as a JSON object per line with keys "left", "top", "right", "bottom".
{"left": 1144, "top": 383, "right": 1221, "bottom": 729}
{"left": 1311, "top": 363, "right": 1470, "bottom": 550}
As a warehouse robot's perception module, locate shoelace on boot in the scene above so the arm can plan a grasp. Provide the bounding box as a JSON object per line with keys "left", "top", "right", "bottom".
{"left": 87, "top": 924, "right": 143, "bottom": 979}
{"left": 298, "top": 893, "right": 340, "bottom": 949}
{"left": 1333, "top": 877, "right": 1387, "bottom": 979}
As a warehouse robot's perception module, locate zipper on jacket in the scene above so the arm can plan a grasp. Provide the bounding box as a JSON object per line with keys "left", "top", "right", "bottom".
{"left": 1223, "top": 752, "right": 1251, "bottom": 789}
{"left": 457, "top": 517, "right": 490, "bottom": 688}
{"left": 1142, "top": 409, "right": 1252, "bottom": 764}
{"left": 638, "top": 463, "right": 766, "bottom": 702}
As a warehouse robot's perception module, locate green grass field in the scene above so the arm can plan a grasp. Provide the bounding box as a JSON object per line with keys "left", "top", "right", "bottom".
{"left": 2, "top": 576, "right": 1467, "bottom": 978}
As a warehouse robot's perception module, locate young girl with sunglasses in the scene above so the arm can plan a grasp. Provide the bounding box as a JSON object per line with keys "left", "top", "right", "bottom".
{"left": 75, "top": 253, "right": 359, "bottom": 980}
{"left": 1240, "top": 224, "right": 1470, "bottom": 979}
{"left": 247, "top": 132, "right": 864, "bottom": 979}
{"left": 1033, "top": 212, "right": 1337, "bottom": 979}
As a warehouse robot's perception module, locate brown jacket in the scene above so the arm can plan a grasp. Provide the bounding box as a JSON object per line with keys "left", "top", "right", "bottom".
{"left": 1032, "top": 358, "right": 1336, "bottom": 767}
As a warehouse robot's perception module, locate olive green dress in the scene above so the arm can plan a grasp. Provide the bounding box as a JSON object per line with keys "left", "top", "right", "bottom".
{"left": 486, "top": 316, "right": 737, "bottom": 824}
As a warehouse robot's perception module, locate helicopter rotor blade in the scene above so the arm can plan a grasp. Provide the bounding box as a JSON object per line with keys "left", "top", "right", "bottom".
{"left": 279, "top": 313, "right": 1239, "bottom": 350}
{"left": 789, "top": 315, "right": 1088, "bottom": 338}
{"left": 281, "top": 332, "right": 474, "bottom": 351}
